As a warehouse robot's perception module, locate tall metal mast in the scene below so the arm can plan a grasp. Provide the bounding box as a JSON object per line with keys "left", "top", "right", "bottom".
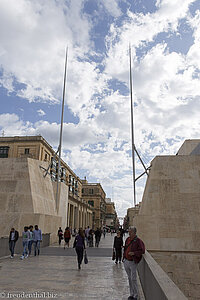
{"left": 56, "top": 47, "right": 68, "bottom": 210}
{"left": 129, "top": 45, "right": 136, "bottom": 207}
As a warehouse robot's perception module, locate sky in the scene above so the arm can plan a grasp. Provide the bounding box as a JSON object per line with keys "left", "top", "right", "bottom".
{"left": 0, "top": 0, "right": 200, "bottom": 218}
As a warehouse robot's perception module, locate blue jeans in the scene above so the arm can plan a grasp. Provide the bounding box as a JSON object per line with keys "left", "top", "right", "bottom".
{"left": 9, "top": 241, "right": 16, "bottom": 256}
{"left": 28, "top": 240, "right": 33, "bottom": 255}
{"left": 34, "top": 240, "right": 41, "bottom": 255}
{"left": 22, "top": 241, "right": 28, "bottom": 256}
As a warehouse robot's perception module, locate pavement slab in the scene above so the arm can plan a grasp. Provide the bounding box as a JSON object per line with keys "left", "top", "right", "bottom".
{"left": 0, "top": 234, "right": 145, "bottom": 299}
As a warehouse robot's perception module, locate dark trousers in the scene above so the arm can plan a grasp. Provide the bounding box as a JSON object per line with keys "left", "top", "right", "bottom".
{"left": 75, "top": 247, "right": 84, "bottom": 265}
{"left": 58, "top": 236, "right": 62, "bottom": 245}
{"left": 9, "top": 241, "right": 16, "bottom": 256}
{"left": 115, "top": 248, "right": 122, "bottom": 262}
{"left": 95, "top": 236, "right": 100, "bottom": 247}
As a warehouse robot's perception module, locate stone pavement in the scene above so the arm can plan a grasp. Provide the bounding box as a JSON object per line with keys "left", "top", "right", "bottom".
{"left": 0, "top": 233, "right": 145, "bottom": 300}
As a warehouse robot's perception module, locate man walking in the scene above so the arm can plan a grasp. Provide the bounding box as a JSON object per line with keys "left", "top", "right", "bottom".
{"left": 123, "top": 227, "right": 145, "bottom": 300}
{"left": 33, "top": 225, "right": 42, "bottom": 256}
{"left": 85, "top": 226, "right": 90, "bottom": 246}
{"left": 9, "top": 227, "right": 19, "bottom": 258}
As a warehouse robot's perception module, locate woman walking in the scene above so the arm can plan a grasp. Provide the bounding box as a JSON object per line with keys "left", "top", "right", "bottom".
{"left": 73, "top": 228, "right": 85, "bottom": 269}
{"left": 113, "top": 231, "right": 123, "bottom": 263}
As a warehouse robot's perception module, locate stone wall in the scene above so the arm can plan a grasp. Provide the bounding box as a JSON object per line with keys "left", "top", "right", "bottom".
{"left": 151, "top": 251, "right": 200, "bottom": 299}
{"left": 0, "top": 157, "right": 68, "bottom": 243}
{"left": 133, "top": 154, "right": 200, "bottom": 299}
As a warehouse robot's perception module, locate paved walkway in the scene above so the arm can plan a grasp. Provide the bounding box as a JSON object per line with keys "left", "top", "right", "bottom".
{"left": 0, "top": 234, "right": 145, "bottom": 299}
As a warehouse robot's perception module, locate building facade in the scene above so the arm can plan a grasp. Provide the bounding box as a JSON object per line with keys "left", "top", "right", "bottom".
{"left": 124, "top": 203, "right": 141, "bottom": 230}
{"left": 105, "top": 198, "right": 118, "bottom": 229}
{"left": 81, "top": 178, "right": 107, "bottom": 229}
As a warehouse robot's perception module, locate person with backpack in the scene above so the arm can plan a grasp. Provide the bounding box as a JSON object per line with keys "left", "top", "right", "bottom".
{"left": 63, "top": 227, "right": 71, "bottom": 249}
{"left": 123, "top": 226, "right": 145, "bottom": 300}
{"left": 57, "top": 227, "right": 63, "bottom": 246}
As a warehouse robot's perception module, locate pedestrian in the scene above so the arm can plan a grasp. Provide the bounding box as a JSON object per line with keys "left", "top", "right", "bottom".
{"left": 103, "top": 228, "right": 106, "bottom": 238}
{"left": 9, "top": 227, "right": 19, "bottom": 258}
{"left": 64, "top": 227, "right": 71, "bottom": 249}
{"left": 20, "top": 226, "right": 30, "bottom": 260}
{"left": 85, "top": 226, "right": 90, "bottom": 246}
{"left": 88, "top": 229, "right": 94, "bottom": 247}
{"left": 113, "top": 231, "right": 123, "bottom": 263}
{"left": 73, "top": 228, "right": 86, "bottom": 269}
{"left": 123, "top": 227, "right": 145, "bottom": 300}
{"left": 28, "top": 225, "right": 34, "bottom": 255}
{"left": 94, "top": 228, "right": 101, "bottom": 247}
{"left": 33, "top": 225, "right": 42, "bottom": 256}
{"left": 58, "top": 227, "right": 63, "bottom": 246}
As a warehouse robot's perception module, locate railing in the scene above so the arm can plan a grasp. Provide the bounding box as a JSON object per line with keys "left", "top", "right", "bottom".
{"left": 137, "top": 250, "right": 187, "bottom": 300}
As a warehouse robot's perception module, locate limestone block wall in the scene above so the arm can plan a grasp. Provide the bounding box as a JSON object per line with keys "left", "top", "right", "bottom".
{"left": 0, "top": 157, "right": 68, "bottom": 243}
{"left": 134, "top": 155, "right": 200, "bottom": 251}
{"left": 133, "top": 154, "right": 200, "bottom": 299}
{"left": 151, "top": 251, "right": 200, "bottom": 299}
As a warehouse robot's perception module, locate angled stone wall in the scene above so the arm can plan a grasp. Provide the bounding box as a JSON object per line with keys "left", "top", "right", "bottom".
{"left": 135, "top": 155, "right": 200, "bottom": 251}
{"left": 0, "top": 158, "right": 68, "bottom": 243}
{"left": 133, "top": 153, "right": 200, "bottom": 299}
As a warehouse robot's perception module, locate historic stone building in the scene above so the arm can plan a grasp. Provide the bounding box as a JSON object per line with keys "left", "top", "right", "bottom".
{"left": 105, "top": 198, "right": 118, "bottom": 229}
{"left": 0, "top": 135, "right": 93, "bottom": 241}
{"left": 124, "top": 203, "right": 141, "bottom": 230}
{"left": 81, "top": 178, "right": 107, "bottom": 229}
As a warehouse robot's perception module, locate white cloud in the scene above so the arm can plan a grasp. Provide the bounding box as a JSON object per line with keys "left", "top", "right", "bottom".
{"left": 0, "top": 0, "right": 92, "bottom": 103}
{"left": 37, "top": 109, "right": 46, "bottom": 117}
{"left": 100, "top": 0, "right": 122, "bottom": 18}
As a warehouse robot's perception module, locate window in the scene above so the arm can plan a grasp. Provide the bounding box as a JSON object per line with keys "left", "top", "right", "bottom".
{"left": 44, "top": 153, "right": 48, "bottom": 160}
{"left": 82, "top": 188, "right": 84, "bottom": 194}
{"left": 24, "top": 148, "right": 30, "bottom": 154}
{"left": 88, "top": 200, "right": 94, "bottom": 207}
{"left": 89, "top": 188, "right": 94, "bottom": 194}
{"left": 0, "top": 146, "right": 9, "bottom": 158}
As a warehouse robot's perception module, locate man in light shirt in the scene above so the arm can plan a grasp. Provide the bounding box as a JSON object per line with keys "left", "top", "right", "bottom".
{"left": 33, "top": 225, "right": 42, "bottom": 256}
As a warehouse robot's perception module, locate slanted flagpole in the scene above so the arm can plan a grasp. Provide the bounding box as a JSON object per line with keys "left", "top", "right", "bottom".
{"left": 56, "top": 47, "right": 68, "bottom": 211}
{"left": 129, "top": 44, "right": 136, "bottom": 207}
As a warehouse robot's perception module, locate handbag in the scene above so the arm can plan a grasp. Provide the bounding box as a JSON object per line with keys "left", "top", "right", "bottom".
{"left": 84, "top": 250, "right": 88, "bottom": 264}
{"left": 112, "top": 249, "right": 116, "bottom": 260}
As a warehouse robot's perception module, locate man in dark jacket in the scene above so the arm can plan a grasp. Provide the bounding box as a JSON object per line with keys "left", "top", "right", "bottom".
{"left": 94, "top": 228, "right": 101, "bottom": 247}
{"left": 123, "top": 227, "right": 145, "bottom": 300}
{"left": 9, "top": 228, "right": 19, "bottom": 258}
